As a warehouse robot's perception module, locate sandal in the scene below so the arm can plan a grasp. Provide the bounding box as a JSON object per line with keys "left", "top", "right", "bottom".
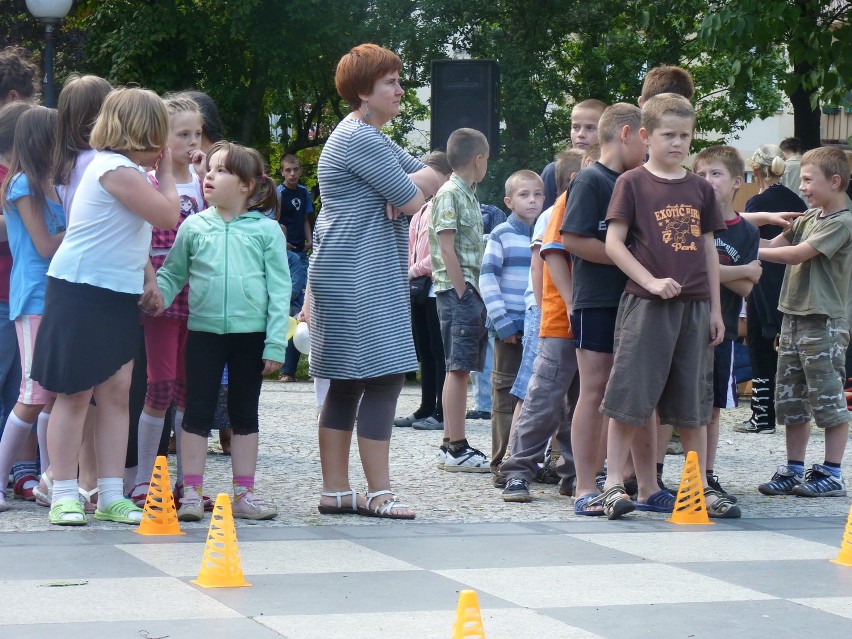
{"left": 573, "top": 492, "right": 604, "bottom": 516}
{"left": 705, "top": 488, "right": 741, "bottom": 519}
{"left": 79, "top": 486, "right": 99, "bottom": 514}
{"left": 601, "top": 485, "right": 635, "bottom": 520}
{"left": 33, "top": 473, "right": 52, "bottom": 507}
{"left": 49, "top": 498, "right": 87, "bottom": 526}
{"left": 129, "top": 482, "right": 150, "bottom": 508}
{"left": 357, "top": 490, "right": 415, "bottom": 520}
{"left": 634, "top": 489, "right": 675, "bottom": 513}
{"left": 317, "top": 489, "right": 359, "bottom": 515}
{"left": 94, "top": 497, "right": 143, "bottom": 524}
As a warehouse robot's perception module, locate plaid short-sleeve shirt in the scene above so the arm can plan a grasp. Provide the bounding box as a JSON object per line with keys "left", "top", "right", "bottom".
{"left": 429, "top": 174, "right": 484, "bottom": 293}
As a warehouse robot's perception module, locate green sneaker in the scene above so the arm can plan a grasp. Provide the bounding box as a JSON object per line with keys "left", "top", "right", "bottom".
{"left": 94, "top": 497, "right": 143, "bottom": 524}
{"left": 49, "top": 498, "right": 87, "bottom": 526}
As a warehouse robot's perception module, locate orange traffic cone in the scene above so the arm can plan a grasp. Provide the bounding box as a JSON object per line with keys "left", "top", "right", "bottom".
{"left": 831, "top": 503, "right": 852, "bottom": 567}
{"left": 191, "top": 493, "right": 251, "bottom": 588}
{"left": 451, "top": 590, "right": 486, "bottom": 639}
{"left": 134, "top": 455, "right": 184, "bottom": 536}
{"left": 668, "top": 450, "right": 713, "bottom": 525}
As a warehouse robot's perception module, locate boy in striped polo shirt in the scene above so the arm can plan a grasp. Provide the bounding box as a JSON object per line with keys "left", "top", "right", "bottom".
{"left": 479, "top": 171, "right": 544, "bottom": 483}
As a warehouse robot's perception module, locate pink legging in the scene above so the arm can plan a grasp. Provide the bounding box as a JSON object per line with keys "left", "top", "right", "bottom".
{"left": 141, "top": 315, "right": 188, "bottom": 410}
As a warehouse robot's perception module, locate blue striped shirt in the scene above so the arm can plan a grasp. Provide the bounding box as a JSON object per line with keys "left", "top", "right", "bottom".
{"left": 479, "top": 214, "right": 534, "bottom": 339}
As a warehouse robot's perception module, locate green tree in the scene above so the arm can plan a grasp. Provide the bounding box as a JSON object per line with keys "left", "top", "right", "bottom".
{"left": 699, "top": 0, "right": 852, "bottom": 149}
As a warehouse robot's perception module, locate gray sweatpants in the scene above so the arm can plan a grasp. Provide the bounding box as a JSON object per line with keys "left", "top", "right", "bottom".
{"left": 500, "top": 337, "right": 579, "bottom": 483}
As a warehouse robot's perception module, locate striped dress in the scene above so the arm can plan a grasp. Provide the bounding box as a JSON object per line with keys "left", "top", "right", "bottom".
{"left": 309, "top": 118, "right": 424, "bottom": 379}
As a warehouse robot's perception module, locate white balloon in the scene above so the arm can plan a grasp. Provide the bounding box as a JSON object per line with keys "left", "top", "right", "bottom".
{"left": 293, "top": 322, "right": 311, "bottom": 354}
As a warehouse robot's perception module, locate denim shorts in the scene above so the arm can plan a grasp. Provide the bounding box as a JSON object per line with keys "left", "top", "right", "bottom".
{"left": 510, "top": 305, "right": 541, "bottom": 400}
{"left": 436, "top": 284, "right": 487, "bottom": 373}
{"left": 775, "top": 314, "right": 849, "bottom": 429}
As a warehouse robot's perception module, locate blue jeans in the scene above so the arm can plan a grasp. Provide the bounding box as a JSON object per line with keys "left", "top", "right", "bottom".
{"left": 282, "top": 250, "right": 308, "bottom": 375}
{"left": 470, "top": 335, "right": 494, "bottom": 412}
{"left": 0, "top": 302, "right": 21, "bottom": 437}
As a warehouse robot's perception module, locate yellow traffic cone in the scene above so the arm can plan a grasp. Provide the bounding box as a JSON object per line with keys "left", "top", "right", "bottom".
{"left": 668, "top": 450, "right": 713, "bottom": 525}
{"left": 191, "top": 494, "right": 251, "bottom": 588}
{"left": 134, "top": 455, "right": 184, "bottom": 536}
{"left": 831, "top": 503, "right": 852, "bottom": 567}
{"left": 451, "top": 590, "right": 486, "bottom": 639}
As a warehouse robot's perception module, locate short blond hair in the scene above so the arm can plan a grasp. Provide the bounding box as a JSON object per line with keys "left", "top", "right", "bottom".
{"left": 598, "top": 103, "right": 641, "bottom": 144}
{"left": 801, "top": 146, "right": 850, "bottom": 192}
{"left": 555, "top": 149, "right": 584, "bottom": 195}
{"left": 504, "top": 169, "right": 543, "bottom": 198}
{"left": 694, "top": 145, "right": 745, "bottom": 179}
{"left": 165, "top": 95, "right": 200, "bottom": 116}
{"left": 90, "top": 87, "right": 168, "bottom": 152}
{"left": 641, "top": 93, "right": 695, "bottom": 133}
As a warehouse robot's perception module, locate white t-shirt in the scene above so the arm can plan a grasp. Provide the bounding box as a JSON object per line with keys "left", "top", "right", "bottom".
{"left": 57, "top": 148, "right": 97, "bottom": 225}
{"left": 49, "top": 151, "right": 152, "bottom": 294}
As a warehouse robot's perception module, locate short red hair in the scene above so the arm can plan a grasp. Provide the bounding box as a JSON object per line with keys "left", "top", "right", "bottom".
{"left": 335, "top": 43, "right": 403, "bottom": 111}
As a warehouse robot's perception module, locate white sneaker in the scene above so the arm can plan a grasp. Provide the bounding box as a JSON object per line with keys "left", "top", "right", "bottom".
{"left": 233, "top": 490, "right": 278, "bottom": 520}
{"left": 436, "top": 446, "right": 448, "bottom": 469}
{"left": 443, "top": 445, "right": 490, "bottom": 473}
{"left": 177, "top": 487, "right": 204, "bottom": 522}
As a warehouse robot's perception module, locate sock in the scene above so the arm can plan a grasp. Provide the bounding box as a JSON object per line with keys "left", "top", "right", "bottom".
{"left": 0, "top": 411, "right": 35, "bottom": 487}
{"left": 233, "top": 475, "right": 255, "bottom": 500}
{"left": 12, "top": 461, "right": 38, "bottom": 486}
{"left": 706, "top": 469, "right": 714, "bottom": 477}
{"left": 442, "top": 437, "right": 450, "bottom": 445}
{"left": 449, "top": 439, "right": 469, "bottom": 453}
{"left": 174, "top": 410, "right": 185, "bottom": 484}
{"left": 51, "top": 478, "right": 79, "bottom": 504}
{"left": 135, "top": 412, "right": 165, "bottom": 486}
{"left": 656, "top": 463, "right": 664, "bottom": 476}
{"left": 36, "top": 412, "right": 50, "bottom": 473}
{"left": 787, "top": 460, "right": 805, "bottom": 476}
{"left": 97, "top": 477, "right": 126, "bottom": 510}
{"left": 183, "top": 474, "right": 203, "bottom": 492}
{"left": 823, "top": 461, "right": 842, "bottom": 478}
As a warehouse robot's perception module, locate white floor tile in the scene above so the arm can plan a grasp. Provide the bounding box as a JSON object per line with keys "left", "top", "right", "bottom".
{"left": 435, "top": 564, "right": 776, "bottom": 608}
{"left": 568, "top": 530, "right": 838, "bottom": 562}
{"left": 117, "top": 539, "right": 419, "bottom": 576}
{"left": 256, "top": 608, "right": 604, "bottom": 639}
{"left": 0, "top": 577, "right": 241, "bottom": 624}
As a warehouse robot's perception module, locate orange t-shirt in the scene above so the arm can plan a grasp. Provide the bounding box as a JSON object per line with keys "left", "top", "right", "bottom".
{"left": 539, "top": 192, "right": 573, "bottom": 339}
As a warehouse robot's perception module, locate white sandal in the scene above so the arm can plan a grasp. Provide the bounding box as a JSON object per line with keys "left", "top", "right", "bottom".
{"left": 79, "top": 486, "right": 99, "bottom": 514}
{"left": 32, "top": 474, "right": 52, "bottom": 507}
{"left": 358, "top": 490, "right": 415, "bottom": 520}
{"left": 317, "top": 489, "right": 359, "bottom": 515}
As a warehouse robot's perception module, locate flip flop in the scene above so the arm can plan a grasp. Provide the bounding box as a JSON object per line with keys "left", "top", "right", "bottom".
{"left": 634, "top": 489, "right": 675, "bottom": 513}
{"left": 573, "top": 493, "right": 604, "bottom": 516}
{"left": 317, "top": 489, "right": 359, "bottom": 515}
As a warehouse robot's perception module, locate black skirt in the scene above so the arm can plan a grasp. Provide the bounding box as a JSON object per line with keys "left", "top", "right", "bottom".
{"left": 32, "top": 277, "right": 141, "bottom": 394}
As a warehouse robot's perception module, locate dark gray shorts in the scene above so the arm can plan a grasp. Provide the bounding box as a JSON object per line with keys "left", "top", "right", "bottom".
{"left": 436, "top": 284, "right": 487, "bottom": 373}
{"left": 600, "top": 293, "right": 713, "bottom": 428}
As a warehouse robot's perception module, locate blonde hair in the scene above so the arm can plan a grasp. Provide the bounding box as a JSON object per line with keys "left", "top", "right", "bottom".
{"left": 504, "top": 169, "right": 543, "bottom": 198}
{"left": 749, "top": 144, "right": 786, "bottom": 179}
{"left": 165, "top": 95, "right": 200, "bottom": 116}
{"left": 694, "top": 145, "right": 745, "bottom": 179}
{"left": 801, "top": 146, "right": 850, "bottom": 192}
{"left": 555, "top": 149, "right": 584, "bottom": 195}
{"left": 573, "top": 99, "right": 608, "bottom": 114}
{"left": 90, "top": 87, "right": 169, "bottom": 152}
{"left": 582, "top": 144, "right": 601, "bottom": 166}
{"left": 641, "top": 93, "right": 695, "bottom": 133}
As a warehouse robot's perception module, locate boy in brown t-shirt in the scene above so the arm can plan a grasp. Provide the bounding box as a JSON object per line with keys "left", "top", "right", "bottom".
{"left": 598, "top": 94, "right": 726, "bottom": 520}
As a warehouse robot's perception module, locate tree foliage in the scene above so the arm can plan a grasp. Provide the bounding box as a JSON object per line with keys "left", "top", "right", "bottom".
{"left": 699, "top": 0, "right": 852, "bottom": 149}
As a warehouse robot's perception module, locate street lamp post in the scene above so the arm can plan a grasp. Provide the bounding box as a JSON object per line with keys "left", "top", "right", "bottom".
{"left": 25, "top": 0, "right": 73, "bottom": 108}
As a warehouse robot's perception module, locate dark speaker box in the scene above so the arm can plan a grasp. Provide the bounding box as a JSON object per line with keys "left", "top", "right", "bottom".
{"left": 430, "top": 60, "right": 500, "bottom": 158}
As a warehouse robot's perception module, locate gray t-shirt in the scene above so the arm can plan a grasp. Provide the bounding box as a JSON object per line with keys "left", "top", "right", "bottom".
{"left": 561, "top": 162, "right": 627, "bottom": 309}
{"left": 778, "top": 208, "right": 852, "bottom": 319}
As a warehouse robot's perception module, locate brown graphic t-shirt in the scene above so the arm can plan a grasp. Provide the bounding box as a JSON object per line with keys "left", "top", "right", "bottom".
{"left": 606, "top": 166, "right": 725, "bottom": 301}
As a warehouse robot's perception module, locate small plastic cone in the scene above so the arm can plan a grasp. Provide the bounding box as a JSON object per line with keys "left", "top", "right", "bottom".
{"left": 134, "top": 455, "right": 184, "bottom": 536}
{"left": 668, "top": 450, "right": 713, "bottom": 525}
{"left": 451, "top": 589, "right": 486, "bottom": 639}
{"left": 192, "top": 493, "right": 251, "bottom": 588}
{"left": 831, "top": 503, "right": 852, "bottom": 567}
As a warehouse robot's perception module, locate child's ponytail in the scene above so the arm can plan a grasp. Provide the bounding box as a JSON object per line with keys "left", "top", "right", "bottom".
{"left": 251, "top": 173, "right": 280, "bottom": 218}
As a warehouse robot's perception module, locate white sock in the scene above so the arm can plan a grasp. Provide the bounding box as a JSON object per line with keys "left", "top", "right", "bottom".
{"left": 174, "top": 410, "right": 185, "bottom": 484}
{"left": 97, "top": 477, "right": 125, "bottom": 510}
{"left": 0, "top": 411, "right": 35, "bottom": 488}
{"left": 135, "top": 412, "right": 165, "bottom": 487}
{"left": 36, "top": 412, "right": 50, "bottom": 473}
{"left": 51, "top": 478, "right": 79, "bottom": 504}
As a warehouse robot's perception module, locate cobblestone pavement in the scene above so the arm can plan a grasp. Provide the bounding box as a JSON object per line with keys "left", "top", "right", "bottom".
{"left": 1, "top": 380, "right": 850, "bottom": 533}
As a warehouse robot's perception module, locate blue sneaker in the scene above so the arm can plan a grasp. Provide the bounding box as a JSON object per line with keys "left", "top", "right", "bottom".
{"left": 758, "top": 465, "right": 804, "bottom": 495}
{"left": 791, "top": 464, "right": 847, "bottom": 497}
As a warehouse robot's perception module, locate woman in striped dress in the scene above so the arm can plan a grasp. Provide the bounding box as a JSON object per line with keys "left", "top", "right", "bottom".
{"left": 309, "top": 44, "right": 441, "bottom": 519}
